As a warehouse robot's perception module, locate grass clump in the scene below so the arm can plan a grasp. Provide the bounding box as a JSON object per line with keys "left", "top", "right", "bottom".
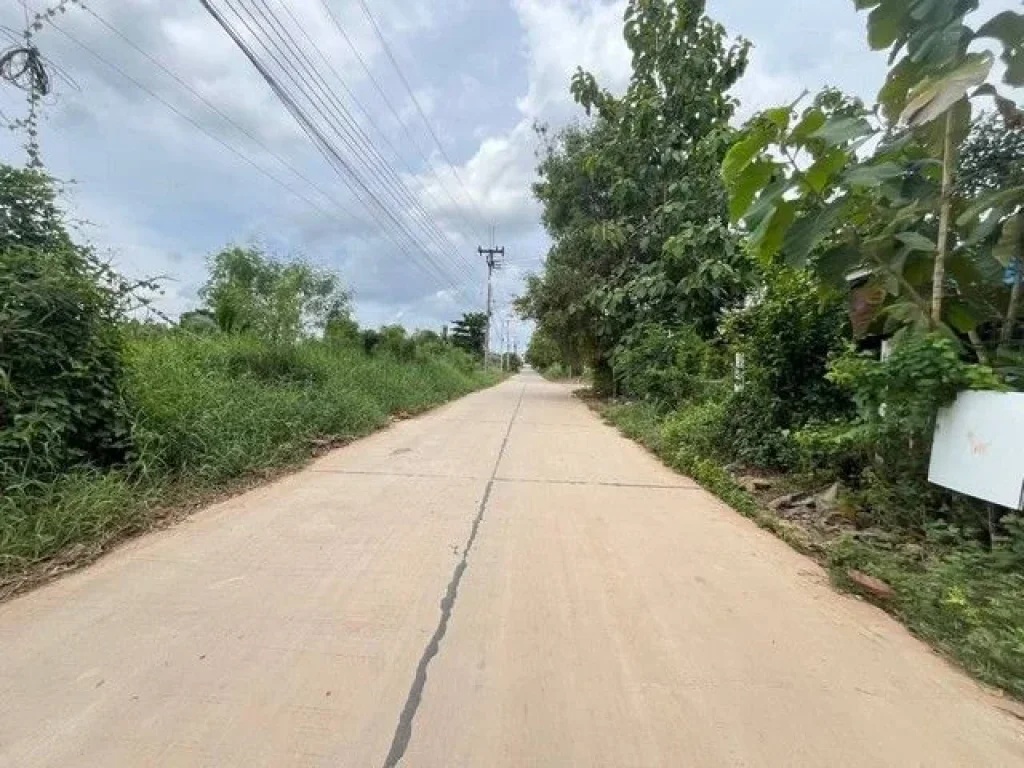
{"left": 1, "top": 330, "right": 499, "bottom": 583}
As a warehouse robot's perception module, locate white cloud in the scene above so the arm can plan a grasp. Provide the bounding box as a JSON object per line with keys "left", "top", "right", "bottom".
{"left": 7, "top": 0, "right": 988, "bottom": 347}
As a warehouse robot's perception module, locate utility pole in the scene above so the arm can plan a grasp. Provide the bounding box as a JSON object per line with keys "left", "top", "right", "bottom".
{"left": 479, "top": 245, "right": 504, "bottom": 367}
{"left": 504, "top": 317, "right": 511, "bottom": 371}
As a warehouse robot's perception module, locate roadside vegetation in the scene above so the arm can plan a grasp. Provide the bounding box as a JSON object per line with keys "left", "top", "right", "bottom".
{"left": 0, "top": 166, "right": 499, "bottom": 591}
{"left": 519, "top": 0, "right": 1024, "bottom": 696}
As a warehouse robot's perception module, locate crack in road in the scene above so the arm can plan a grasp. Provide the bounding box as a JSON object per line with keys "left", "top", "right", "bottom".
{"left": 381, "top": 383, "right": 527, "bottom": 768}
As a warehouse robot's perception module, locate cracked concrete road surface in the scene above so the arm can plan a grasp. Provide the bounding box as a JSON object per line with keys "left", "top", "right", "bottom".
{"left": 2, "top": 371, "right": 1023, "bottom": 767}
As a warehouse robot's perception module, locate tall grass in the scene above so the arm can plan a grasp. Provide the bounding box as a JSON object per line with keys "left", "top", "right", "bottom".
{"left": 0, "top": 332, "right": 499, "bottom": 579}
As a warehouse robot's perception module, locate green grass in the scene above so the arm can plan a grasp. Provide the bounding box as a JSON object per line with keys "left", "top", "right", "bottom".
{"left": 601, "top": 400, "right": 1024, "bottom": 699}
{"left": 0, "top": 333, "right": 500, "bottom": 582}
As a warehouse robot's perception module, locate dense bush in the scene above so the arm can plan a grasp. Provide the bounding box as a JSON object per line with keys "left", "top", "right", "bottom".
{"left": 612, "top": 323, "right": 726, "bottom": 407}
{"left": 1, "top": 169, "right": 135, "bottom": 485}
{"left": 827, "top": 334, "right": 1003, "bottom": 530}
{"left": 716, "top": 269, "right": 853, "bottom": 468}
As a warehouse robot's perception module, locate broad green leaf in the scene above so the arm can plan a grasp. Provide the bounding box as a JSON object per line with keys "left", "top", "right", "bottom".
{"left": 976, "top": 11, "right": 1024, "bottom": 87}
{"left": 944, "top": 300, "right": 979, "bottom": 333}
{"left": 900, "top": 53, "right": 994, "bottom": 126}
{"left": 750, "top": 200, "right": 797, "bottom": 263}
{"left": 909, "top": 24, "right": 968, "bottom": 68}
{"left": 879, "top": 57, "right": 924, "bottom": 122}
{"left": 854, "top": 0, "right": 881, "bottom": 9}
{"left": 782, "top": 199, "right": 849, "bottom": 268}
{"left": 956, "top": 186, "right": 1024, "bottom": 227}
{"left": 993, "top": 215, "right": 1023, "bottom": 267}
{"left": 816, "top": 243, "right": 864, "bottom": 287}
{"left": 810, "top": 116, "right": 875, "bottom": 146}
{"left": 729, "top": 159, "right": 775, "bottom": 223}
{"left": 868, "top": 0, "right": 907, "bottom": 51}
{"left": 910, "top": 0, "right": 939, "bottom": 22}
{"left": 762, "top": 106, "right": 792, "bottom": 132}
{"left": 961, "top": 207, "right": 1007, "bottom": 248}
{"left": 805, "top": 147, "right": 850, "bottom": 193}
{"left": 895, "top": 231, "right": 936, "bottom": 252}
{"left": 722, "top": 129, "right": 770, "bottom": 183}
{"left": 844, "top": 161, "right": 905, "bottom": 188}
{"left": 743, "top": 177, "right": 790, "bottom": 228}
{"left": 788, "top": 109, "right": 826, "bottom": 143}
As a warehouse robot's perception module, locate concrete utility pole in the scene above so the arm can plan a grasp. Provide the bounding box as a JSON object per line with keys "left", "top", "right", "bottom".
{"left": 479, "top": 245, "right": 504, "bottom": 367}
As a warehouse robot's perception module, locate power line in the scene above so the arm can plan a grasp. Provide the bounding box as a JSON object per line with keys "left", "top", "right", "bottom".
{"left": 45, "top": 12, "right": 467, "bottom": 301}
{"left": 246, "top": 0, "right": 474, "bottom": 282}
{"left": 43, "top": 19, "right": 345, "bottom": 230}
{"left": 277, "top": 1, "right": 481, "bottom": 253}
{"left": 217, "top": 0, "right": 468, "bottom": 296}
{"left": 208, "top": 0, "right": 473, "bottom": 298}
{"left": 317, "top": 0, "right": 489, "bottom": 242}
{"left": 78, "top": 6, "right": 354, "bottom": 220}
{"left": 352, "top": 0, "right": 490, "bottom": 231}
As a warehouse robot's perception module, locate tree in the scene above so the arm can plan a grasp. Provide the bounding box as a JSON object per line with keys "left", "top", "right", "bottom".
{"left": 450, "top": 312, "right": 487, "bottom": 358}
{"left": 722, "top": 2, "right": 1024, "bottom": 356}
{"left": 521, "top": 0, "right": 749, "bottom": 392}
{"left": 524, "top": 329, "right": 562, "bottom": 371}
{"left": 199, "top": 246, "right": 349, "bottom": 345}
{"left": 958, "top": 112, "right": 1024, "bottom": 349}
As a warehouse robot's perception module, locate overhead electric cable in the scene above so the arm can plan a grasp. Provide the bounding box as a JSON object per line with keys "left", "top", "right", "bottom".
{"left": 207, "top": 0, "right": 472, "bottom": 296}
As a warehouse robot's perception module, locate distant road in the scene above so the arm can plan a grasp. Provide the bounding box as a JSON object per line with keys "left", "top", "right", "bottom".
{"left": 1, "top": 371, "right": 1021, "bottom": 766}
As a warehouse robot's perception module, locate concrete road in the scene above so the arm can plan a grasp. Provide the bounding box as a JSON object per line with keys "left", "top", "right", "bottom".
{"left": 1, "top": 372, "right": 1021, "bottom": 767}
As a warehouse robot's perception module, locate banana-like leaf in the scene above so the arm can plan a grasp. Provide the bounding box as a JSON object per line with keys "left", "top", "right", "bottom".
{"left": 900, "top": 53, "right": 993, "bottom": 126}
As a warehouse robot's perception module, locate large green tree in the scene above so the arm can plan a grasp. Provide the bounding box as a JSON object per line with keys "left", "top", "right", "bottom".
{"left": 199, "top": 246, "right": 349, "bottom": 345}
{"left": 450, "top": 312, "right": 487, "bottom": 358}
{"left": 722, "top": 1, "right": 1024, "bottom": 357}
{"left": 519, "top": 0, "right": 749, "bottom": 392}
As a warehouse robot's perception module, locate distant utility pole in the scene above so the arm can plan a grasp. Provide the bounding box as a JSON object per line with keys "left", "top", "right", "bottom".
{"left": 504, "top": 317, "right": 512, "bottom": 371}
{"left": 479, "top": 245, "right": 504, "bottom": 367}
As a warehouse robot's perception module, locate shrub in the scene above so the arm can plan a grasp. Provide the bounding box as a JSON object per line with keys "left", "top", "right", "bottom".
{"left": 827, "top": 333, "right": 1005, "bottom": 531}
{"left": 612, "top": 323, "right": 725, "bottom": 407}
{"left": 660, "top": 398, "right": 730, "bottom": 466}
{"left": 717, "top": 268, "right": 852, "bottom": 468}
{"left": 1, "top": 168, "right": 137, "bottom": 484}
{"left": 226, "top": 341, "right": 327, "bottom": 384}
{"left": 361, "top": 329, "right": 381, "bottom": 355}
{"left": 791, "top": 419, "right": 873, "bottom": 482}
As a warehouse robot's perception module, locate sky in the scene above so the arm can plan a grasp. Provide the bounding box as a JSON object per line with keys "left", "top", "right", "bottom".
{"left": 0, "top": 0, "right": 1012, "bottom": 351}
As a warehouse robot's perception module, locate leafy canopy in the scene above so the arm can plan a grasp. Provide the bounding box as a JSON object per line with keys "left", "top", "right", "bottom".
{"left": 521, "top": 0, "right": 750, "bottom": 388}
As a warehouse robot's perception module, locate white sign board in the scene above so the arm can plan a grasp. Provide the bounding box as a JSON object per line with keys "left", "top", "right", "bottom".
{"left": 928, "top": 391, "right": 1024, "bottom": 510}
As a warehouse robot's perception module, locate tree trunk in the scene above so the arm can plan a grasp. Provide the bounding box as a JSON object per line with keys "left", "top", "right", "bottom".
{"left": 1000, "top": 214, "right": 1023, "bottom": 348}
{"left": 932, "top": 111, "right": 955, "bottom": 326}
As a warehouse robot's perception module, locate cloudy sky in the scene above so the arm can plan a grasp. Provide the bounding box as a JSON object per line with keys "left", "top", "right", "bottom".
{"left": 0, "top": 0, "right": 1007, "bottom": 348}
